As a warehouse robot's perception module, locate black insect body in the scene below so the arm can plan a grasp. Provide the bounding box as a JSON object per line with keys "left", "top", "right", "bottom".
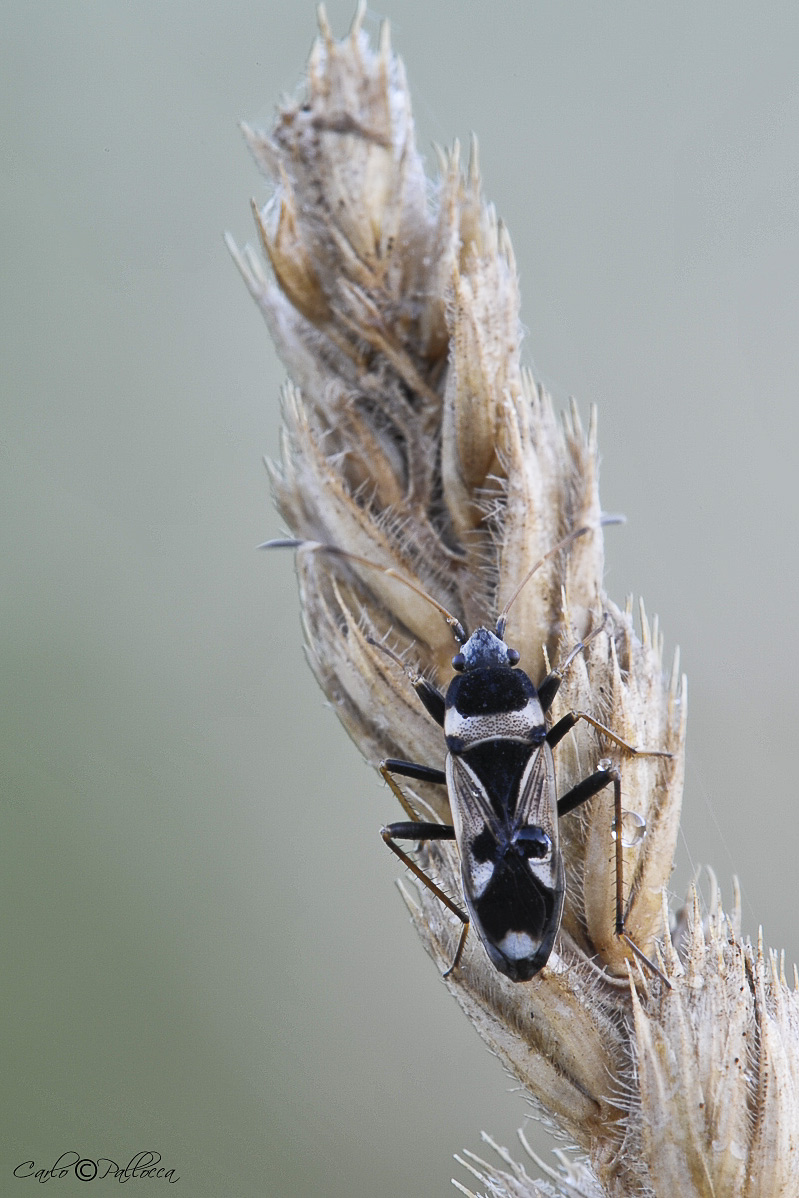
{"left": 442, "top": 630, "right": 563, "bottom": 980}
{"left": 266, "top": 528, "right": 670, "bottom": 985}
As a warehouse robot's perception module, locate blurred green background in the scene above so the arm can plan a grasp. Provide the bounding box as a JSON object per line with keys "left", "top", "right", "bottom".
{"left": 3, "top": 3, "right": 798, "bottom": 1195}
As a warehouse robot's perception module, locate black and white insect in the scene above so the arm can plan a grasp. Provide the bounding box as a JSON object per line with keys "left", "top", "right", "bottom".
{"left": 266, "top": 525, "right": 670, "bottom": 985}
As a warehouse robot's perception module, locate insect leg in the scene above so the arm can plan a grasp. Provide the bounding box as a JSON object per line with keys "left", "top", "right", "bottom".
{"left": 367, "top": 637, "right": 445, "bottom": 725}
{"left": 556, "top": 765, "right": 617, "bottom": 818}
{"left": 546, "top": 710, "right": 671, "bottom": 757}
{"left": 382, "top": 759, "right": 447, "bottom": 785}
{"left": 557, "top": 765, "right": 672, "bottom": 988}
{"left": 380, "top": 760, "right": 445, "bottom": 820}
{"left": 380, "top": 760, "right": 469, "bottom": 975}
{"left": 410, "top": 679, "right": 445, "bottom": 727}
{"left": 557, "top": 765, "right": 634, "bottom": 940}
{"left": 537, "top": 617, "right": 609, "bottom": 713}
{"left": 381, "top": 822, "right": 469, "bottom": 976}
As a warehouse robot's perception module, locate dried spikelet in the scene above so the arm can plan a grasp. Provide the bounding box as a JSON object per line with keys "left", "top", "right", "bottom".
{"left": 228, "top": 7, "right": 799, "bottom": 1195}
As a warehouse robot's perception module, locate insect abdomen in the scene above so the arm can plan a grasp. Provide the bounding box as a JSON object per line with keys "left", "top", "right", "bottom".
{"left": 469, "top": 854, "right": 565, "bottom": 981}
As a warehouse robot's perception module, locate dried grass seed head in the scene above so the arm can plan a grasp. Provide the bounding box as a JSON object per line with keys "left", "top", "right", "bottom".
{"left": 229, "top": 8, "right": 799, "bottom": 1197}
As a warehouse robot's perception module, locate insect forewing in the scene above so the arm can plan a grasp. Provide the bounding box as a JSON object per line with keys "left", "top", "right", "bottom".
{"left": 446, "top": 755, "right": 502, "bottom": 854}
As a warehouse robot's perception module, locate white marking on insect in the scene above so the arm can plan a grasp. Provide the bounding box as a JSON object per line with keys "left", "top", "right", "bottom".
{"left": 469, "top": 858, "right": 495, "bottom": 898}
{"left": 497, "top": 931, "right": 539, "bottom": 960}
{"left": 444, "top": 699, "right": 543, "bottom": 744}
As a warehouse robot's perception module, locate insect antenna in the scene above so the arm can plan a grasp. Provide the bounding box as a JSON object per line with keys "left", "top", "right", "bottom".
{"left": 495, "top": 514, "right": 625, "bottom": 640}
{"left": 261, "top": 538, "right": 469, "bottom": 643}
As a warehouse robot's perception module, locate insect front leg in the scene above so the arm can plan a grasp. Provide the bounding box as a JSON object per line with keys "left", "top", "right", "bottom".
{"left": 537, "top": 616, "right": 610, "bottom": 713}
{"left": 556, "top": 764, "right": 671, "bottom": 987}
{"left": 365, "top": 636, "right": 446, "bottom": 726}
{"left": 380, "top": 760, "right": 469, "bottom": 975}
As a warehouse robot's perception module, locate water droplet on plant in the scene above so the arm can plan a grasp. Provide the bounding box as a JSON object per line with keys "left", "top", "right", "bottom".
{"left": 612, "top": 810, "right": 646, "bottom": 847}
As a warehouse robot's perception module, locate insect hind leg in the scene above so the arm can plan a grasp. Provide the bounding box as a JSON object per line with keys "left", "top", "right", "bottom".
{"left": 381, "top": 822, "right": 469, "bottom": 976}
{"left": 557, "top": 764, "right": 672, "bottom": 989}
{"left": 381, "top": 760, "right": 469, "bottom": 976}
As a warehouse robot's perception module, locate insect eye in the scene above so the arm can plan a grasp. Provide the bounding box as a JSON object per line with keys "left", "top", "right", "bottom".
{"left": 507, "top": 647, "right": 520, "bottom": 666}
{"left": 451, "top": 652, "right": 466, "bottom": 672}
{"left": 515, "top": 827, "right": 551, "bottom": 860}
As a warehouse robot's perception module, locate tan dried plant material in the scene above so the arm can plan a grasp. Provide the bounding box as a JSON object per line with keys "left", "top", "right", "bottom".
{"left": 228, "top": 7, "right": 799, "bottom": 1196}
